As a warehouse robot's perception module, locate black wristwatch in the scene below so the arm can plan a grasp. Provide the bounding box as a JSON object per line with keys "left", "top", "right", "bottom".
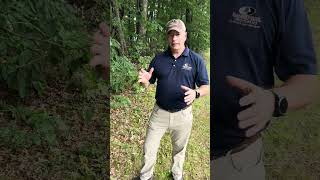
{"left": 195, "top": 90, "right": 200, "bottom": 99}
{"left": 270, "top": 90, "right": 288, "bottom": 117}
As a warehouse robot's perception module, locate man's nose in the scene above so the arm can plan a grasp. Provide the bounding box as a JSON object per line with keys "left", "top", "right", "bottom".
{"left": 172, "top": 35, "right": 178, "bottom": 40}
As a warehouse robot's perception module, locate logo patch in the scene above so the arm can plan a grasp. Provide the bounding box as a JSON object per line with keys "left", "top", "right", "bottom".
{"left": 182, "top": 63, "right": 192, "bottom": 71}
{"left": 239, "top": 7, "right": 256, "bottom": 16}
{"left": 229, "top": 6, "right": 261, "bottom": 28}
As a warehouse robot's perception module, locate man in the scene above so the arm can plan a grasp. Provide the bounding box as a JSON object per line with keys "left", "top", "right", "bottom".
{"left": 138, "top": 19, "right": 209, "bottom": 180}
{"left": 211, "top": 0, "right": 318, "bottom": 179}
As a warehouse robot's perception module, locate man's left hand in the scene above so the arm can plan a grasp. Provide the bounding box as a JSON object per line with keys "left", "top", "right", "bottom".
{"left": 226, "top": 76, "right": 275, "bottom": 137}
{"left": 181, "top": 85, "right": 196, "bottom": 105}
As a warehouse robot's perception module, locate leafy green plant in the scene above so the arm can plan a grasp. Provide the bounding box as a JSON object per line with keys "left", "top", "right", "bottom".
{"left": 111, "top": 38, "right": 137, "bottom": 93}
{"left": 0, "top": 105, "right": 68, "bottom": 149}
{"left": 111, "top": 95, "right": 131, "bottom": 108}
{"left": 136, "top": 56, "right": 152, "bottom": 70}
{"left": 0, "top": 0, "right": 90, "bottom": 98}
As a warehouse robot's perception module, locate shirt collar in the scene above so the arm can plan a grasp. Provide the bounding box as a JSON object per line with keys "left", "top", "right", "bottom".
{"left": 166, "top": 47, "right": 190, "bottom": 57}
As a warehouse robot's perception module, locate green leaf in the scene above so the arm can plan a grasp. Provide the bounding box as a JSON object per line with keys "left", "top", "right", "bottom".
{"left": 32, "top": 81, "right": 45, "bottom": 96}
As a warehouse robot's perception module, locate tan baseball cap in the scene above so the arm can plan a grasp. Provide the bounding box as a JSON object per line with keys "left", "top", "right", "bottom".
{"left": 166, "top": 19, "right": 186, "bottom": 33}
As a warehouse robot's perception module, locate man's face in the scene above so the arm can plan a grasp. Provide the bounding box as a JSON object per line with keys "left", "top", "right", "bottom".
{"left": 167, "top": 30, "right": 187, "bottom": 51}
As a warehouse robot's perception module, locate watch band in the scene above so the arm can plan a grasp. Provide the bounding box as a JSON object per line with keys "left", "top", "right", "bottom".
{"left": 195, "top": 90, "right": 200, "bottom": 99}
{"left": 270, "top": 90, "right": 280, "bottom": 117}
{"left": 270, "top": 90, "right": 287, "bottom": 117}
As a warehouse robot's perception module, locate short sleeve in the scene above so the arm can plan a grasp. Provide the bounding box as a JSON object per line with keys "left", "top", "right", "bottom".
{"left": 148, "top": 57, "right": 157, "bottom": 84}
{"left": 275, "top": 0, "right": 317, "bottom": 81}
{"left": 195, "top": 56, "right": 210, "bottom": 87}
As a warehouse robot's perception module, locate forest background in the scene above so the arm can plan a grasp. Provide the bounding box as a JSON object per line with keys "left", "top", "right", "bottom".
{"left": 0, "top": 0, "right": 319, "bottom": 179}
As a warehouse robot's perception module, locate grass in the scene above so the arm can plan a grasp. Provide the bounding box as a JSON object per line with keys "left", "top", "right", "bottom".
{"left": 264, "top": 104, "right": 320, "bottom": 179}
{"left": 110, "top": 50, "right": 210, "bottom": 179}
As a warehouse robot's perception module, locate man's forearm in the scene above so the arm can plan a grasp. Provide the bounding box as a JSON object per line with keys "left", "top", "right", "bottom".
{"left": 197, "top": 85, "right": 210, "bottom": 97}
{"left": 273, "top": 74, "right": 319, "bottom": 111}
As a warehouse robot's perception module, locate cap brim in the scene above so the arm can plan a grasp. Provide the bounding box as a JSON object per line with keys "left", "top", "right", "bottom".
{"left": 167, "top": 28, "right": 183, "bottom": 33}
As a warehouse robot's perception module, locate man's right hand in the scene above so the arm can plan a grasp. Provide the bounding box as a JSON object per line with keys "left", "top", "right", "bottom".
{"left": 226, "top": 76, "right": 274, "bottom": 137}
{"left": 138, "top": 68, "right": 154, "bottom": 87}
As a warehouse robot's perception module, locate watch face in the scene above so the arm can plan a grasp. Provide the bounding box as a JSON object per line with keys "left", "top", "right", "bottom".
{"left": 196, "top": 91, "right": 200, "bottom": 98}
{"left": 279, "top": 97, "right": 288, "bottom": 114}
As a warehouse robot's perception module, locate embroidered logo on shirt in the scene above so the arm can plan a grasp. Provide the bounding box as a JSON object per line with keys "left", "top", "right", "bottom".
{"left": 229, "top": 6, "right": 261, "bottom": 29}
{"left": 182, "top": 63, "right": 192, "bottom": 71}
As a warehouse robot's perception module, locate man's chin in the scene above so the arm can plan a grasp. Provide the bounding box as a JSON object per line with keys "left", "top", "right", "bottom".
{"left": 170, "top": 46, "right": 180, "bottom": 51}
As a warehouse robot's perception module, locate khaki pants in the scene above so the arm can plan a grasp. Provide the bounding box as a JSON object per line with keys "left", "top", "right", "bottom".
{"left": 140, "top": 104, "right": 193, "bottom": 180}
{"left": 211, "top": 138, "right": 265, "bottom": 180}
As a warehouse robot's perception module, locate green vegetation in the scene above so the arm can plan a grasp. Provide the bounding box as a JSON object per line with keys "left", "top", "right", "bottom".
{"left": 264, "top": 104, "right": 320, "bottom": 179}
{"left": 0, "top": 0, "right": 89, "bottom": 98}
{"left": 0, "top": 0, "right": 109, "bottom": 179}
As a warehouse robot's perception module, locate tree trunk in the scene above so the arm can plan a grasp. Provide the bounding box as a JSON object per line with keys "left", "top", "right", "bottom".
{"left": 186, "top": 8, "right": 193, "bottom": 49}
{"left": 141, "top": 0, "right": 148, "bottom": 36}
{"left": 111, "top": 0, "right": 127, "bottom": 54}
{"left": 136, "top": 0, "right": 148, "bottom": 37}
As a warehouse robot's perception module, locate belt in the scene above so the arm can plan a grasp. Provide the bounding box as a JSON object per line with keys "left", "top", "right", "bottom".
{"left": 156, "top": 103, "right": 190, "bottom": 113}
{"left": 212, "top": 133, "right": 261, "bottom": 160}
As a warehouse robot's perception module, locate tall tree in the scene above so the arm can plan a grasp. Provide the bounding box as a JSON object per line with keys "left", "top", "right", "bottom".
{"left": 111, "top": 0, "right": 127, "bottom": 54}
{"left": 136, "top": 0, "right": 148, "bottom": 37}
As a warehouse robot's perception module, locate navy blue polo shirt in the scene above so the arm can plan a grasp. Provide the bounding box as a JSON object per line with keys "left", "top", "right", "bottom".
{"left": 148, "top": 47, "right": 209, "bottom": 111}
{"left": 211, "top": 0, "right": 317, "bottom": 156}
